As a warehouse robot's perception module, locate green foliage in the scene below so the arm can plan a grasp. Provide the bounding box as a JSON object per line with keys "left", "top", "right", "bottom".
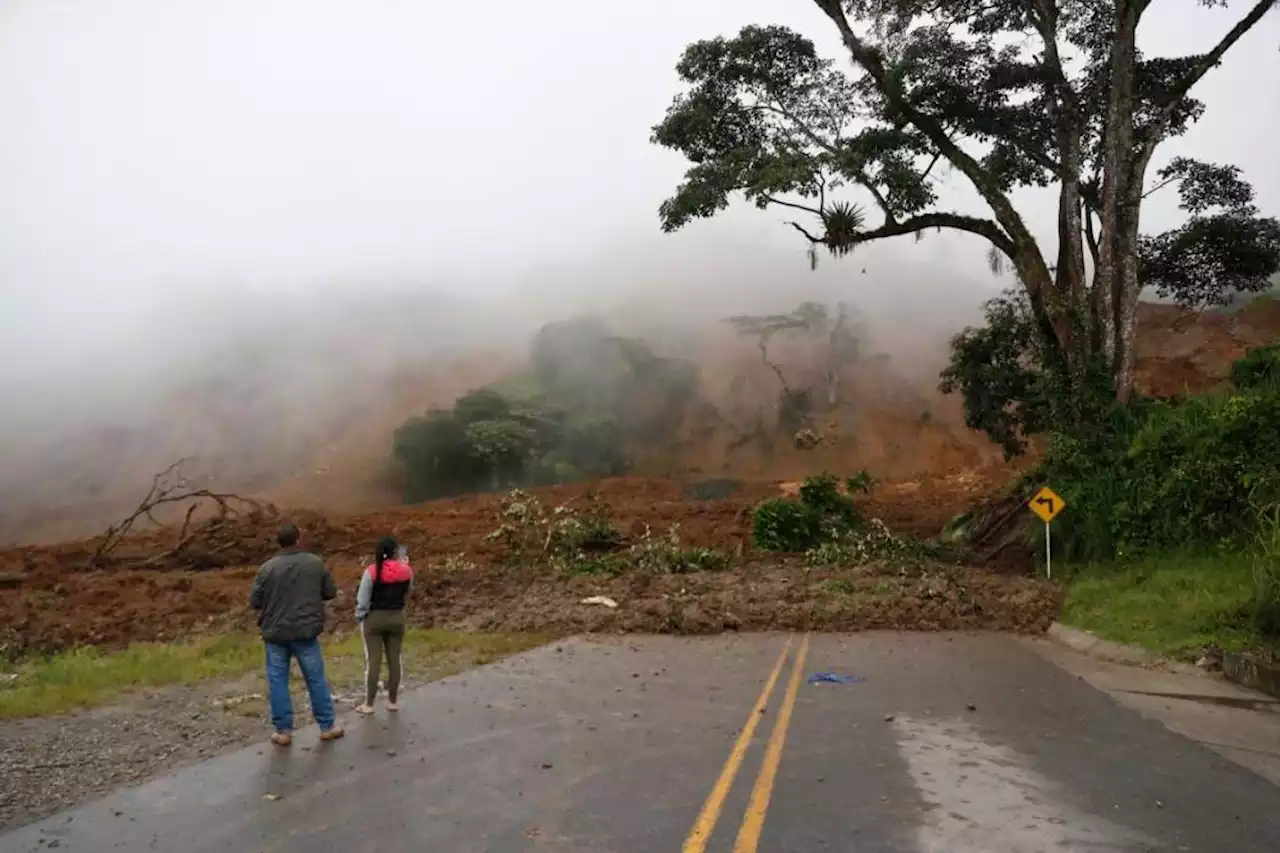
{"left": 1040, "top": 367, "right": 1280, "bottom": 560}
{"left": 798, "top": 472, "right": 859, "bottom": 533}
{"left": 393, "top": 409, "right": 488, "bottom": 502}
{"left": 547, "top": 494, "right": 622, "bottom": 555}
{"left": 939, "top": 290, "right": 1050, "bottom": 458}
{"left": 1060, "top": 495, "right": 1280, "bottom": 657}
{"left": 804, "top": 517, "right": 922, "bottom": 568}
{"left": 1139, "top": 158, "right": 1280, "bottom": 312}
{"left": 752, "top": 498, "right": 823, "bottom": 552}
{"left": 752, "top": 472, "right": 871, "bottom": 552}
{"left": 483, "top": 489, "right": 551, "bottom": 565}
{"left": 1061, "top": 554, "right": 1264, "bottom": 660}
{"left": 393, "top": 390, "right": 539, "bottom": 501}
{"left": 654, "top": 8, "right": 1276, "bottom": 428}
{"left": 1231, "top": 344, "right": 1280, "bottom": 392}
{"left": 0, "top": 631, "right": 544, "bottom": 720}
{"left": 845, "top": 470, "right": 877, "bottom": 494}
{"left": 1251, "top": 506, "right": 1280, "bottom": 636}
{"left": 394, "top": 316, "right": 698, "bottom": 502}
{"left": 939, "top": 286, "right": 1121, "bottom": 457}
{"left": 452, "top": 388, "right": 513, "bottom": 425}
{"left": 629, "top": 525, "right": 730, "bottom": 574}
{"left": 483, "top": 490, "right": 728, "bottom": 576}
{"left": 464, "top": 419, "right": 534, "bottom": 467}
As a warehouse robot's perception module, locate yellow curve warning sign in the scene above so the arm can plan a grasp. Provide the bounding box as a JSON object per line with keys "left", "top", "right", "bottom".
{"left": 1028, "top": 486, "right": 1066, "bottom": 524}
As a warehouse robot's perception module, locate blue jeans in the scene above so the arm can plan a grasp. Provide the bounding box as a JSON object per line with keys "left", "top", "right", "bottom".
{"left": 264, "top": 639, "right": 336, "bottom": 733}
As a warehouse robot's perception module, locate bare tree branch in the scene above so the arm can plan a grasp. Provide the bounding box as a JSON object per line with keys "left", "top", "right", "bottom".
{"left": 762, "top": 194, "right": 824, "bottom": 216}
{"left": 88, "top": 459, "right": 273, "bottom": 569}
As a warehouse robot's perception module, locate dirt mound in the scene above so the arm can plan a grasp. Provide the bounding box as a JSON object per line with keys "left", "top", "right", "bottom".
{"left": 1133, "top": 300, "right": 1280, "bottom": 397}
{"left": 0, "top": 475, "right": 1052, "bottom": 655}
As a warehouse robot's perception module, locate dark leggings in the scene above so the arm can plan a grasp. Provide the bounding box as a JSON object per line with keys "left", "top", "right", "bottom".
{"left": 362, "top": 610, "right": 406, "bottom": 705}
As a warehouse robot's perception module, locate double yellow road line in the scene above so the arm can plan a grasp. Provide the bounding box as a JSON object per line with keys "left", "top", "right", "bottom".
{"left": 682, "top": 634, "right": 810, "bottom": 853}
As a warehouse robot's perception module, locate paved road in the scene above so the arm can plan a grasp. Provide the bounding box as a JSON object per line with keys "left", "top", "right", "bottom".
{"left": 4, "top": 633, "right": 1278, "bottom": 852}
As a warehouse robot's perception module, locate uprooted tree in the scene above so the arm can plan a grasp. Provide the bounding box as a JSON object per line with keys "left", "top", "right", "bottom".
{"left": 89, "top": 459, "right": 273, "bottom": 569}
{"left": 652, "top": 1, "right": 1280, "bottom": 437}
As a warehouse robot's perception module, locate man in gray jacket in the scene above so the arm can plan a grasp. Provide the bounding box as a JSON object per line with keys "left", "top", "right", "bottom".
{"left": 249, "top": 523, "right": 345, "bottom": 746}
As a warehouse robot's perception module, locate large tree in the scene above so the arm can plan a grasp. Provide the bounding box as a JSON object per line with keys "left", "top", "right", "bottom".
{"left": 652, "top": 0, "right": 1278, "bottom": 424}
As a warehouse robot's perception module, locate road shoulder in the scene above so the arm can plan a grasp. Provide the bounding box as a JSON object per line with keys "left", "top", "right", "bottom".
{"left": 1024, "top": 634, "right": 1280, "bottom": 787}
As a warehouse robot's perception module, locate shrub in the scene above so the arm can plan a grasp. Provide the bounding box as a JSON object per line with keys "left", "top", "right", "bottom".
{"left": 752, "top": 472, "right": 868, "bottom": 552}
{"left": 1231, "top": 344, "right": 1280, "bottom": 392}
{"left": 1040, "top": 369, "right": 1280, "bottom": 559}
{"left": 752, "top": 498, "right": 823, "bottom": 551}
{"left": 483, "top": 489, "right": 549, "bottom": 565}
{"left": 547, "top": 495, "right": 621, "bottom": 555}
{"left": 629, "top": 525, "right": 730, "bottom": 574}
{"left": 845, "top": 470, "right": 877, "bottom": 494}
{"left": 805, "top": 518, "right": 922, "bottom": 568}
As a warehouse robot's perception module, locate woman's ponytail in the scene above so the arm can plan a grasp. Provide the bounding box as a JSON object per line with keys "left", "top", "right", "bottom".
{"left": 374, "top": 537, "right": 398, "bottom": 586}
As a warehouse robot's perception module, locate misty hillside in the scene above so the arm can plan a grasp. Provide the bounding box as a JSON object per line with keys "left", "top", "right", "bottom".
{"left": 0, "top": 291, "right": 992, "bottom": 545}
{"left": 3, "top": 291, "right": 1278, "bottom": 548}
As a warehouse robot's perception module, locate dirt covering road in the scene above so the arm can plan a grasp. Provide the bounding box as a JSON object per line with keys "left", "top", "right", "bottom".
{"left": 0, "top": 473, "right": 1054, "bottom": 656}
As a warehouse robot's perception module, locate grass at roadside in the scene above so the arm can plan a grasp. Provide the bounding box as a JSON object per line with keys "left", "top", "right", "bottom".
{"left": 0, "top": 629, "right": 548, "bottom": 720}
{"left": 322, "top": 629, "right": 548, "bottom": 686}
{"left": 1061, "top": 552, "right": 1266, "bottom": 660}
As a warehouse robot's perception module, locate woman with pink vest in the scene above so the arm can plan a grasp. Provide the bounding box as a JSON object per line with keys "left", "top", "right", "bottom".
{"left": 354, "top": 537, "right": 414, "bottom": 715}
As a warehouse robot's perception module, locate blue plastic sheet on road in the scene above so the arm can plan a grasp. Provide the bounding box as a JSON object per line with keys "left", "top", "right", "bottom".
{"left": 807, "top": 672, "right": 866, "bottom": 685}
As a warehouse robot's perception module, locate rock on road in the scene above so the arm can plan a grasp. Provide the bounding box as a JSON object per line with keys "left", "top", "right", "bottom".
{"left": 3, "top": 633, "right": 1278, "bottom": 852}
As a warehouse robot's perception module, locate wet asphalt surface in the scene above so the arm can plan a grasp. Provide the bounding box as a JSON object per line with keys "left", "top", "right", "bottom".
{"left": 3, "top": 633, "right": 1278, "bottom": 852}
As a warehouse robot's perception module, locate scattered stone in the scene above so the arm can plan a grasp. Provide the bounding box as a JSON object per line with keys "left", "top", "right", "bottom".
{"left": 884, "top": 713, "right": 897, "bottom": 722}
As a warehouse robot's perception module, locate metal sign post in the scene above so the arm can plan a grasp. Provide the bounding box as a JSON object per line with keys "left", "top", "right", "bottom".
{"left": 1028, "top": 486, "right": 1066, "bottom": 580}
{"left": 1045, "top": 521, "right": 1052, "bottom": 580}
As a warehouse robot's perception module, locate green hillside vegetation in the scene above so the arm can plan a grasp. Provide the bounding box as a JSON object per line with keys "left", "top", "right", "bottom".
{"left": 1033, "top": 344, "right": 1280, "bottom": 657}
{"left": 392, "top": 316, "right": 698, "bottom": 502}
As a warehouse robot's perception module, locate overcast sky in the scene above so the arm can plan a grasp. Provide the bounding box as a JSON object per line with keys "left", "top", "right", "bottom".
{"left": 0, "top": 0, "right": 1277, "bottom": 396}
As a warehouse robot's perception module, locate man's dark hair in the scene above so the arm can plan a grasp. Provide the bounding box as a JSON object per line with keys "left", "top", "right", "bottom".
{"left": 277, "top": 523, "right": 300, "bottom": 549}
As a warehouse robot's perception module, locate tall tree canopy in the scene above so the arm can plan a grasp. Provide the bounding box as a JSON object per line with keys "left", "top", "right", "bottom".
{"left": 653, "top": 0, "right": 1278, "bottom": 425}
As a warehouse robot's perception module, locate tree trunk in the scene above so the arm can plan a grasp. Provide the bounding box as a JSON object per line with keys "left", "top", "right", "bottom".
{"left": 1016, "top": 250, "right": 1075, "bottom": 394}
{"left": 1075, "top": 0, "right": 1148, "bottom": 407}
{"left": 1111, "top": 163, "right": 1151, "bottom": 401}
{"left": 1094, "top": 0, "right": 1140, "bottom": 385}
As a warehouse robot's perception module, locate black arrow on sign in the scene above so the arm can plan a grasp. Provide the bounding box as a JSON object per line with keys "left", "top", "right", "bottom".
{"left": 1035, "top": 496, "right": 1056, "bottom": 515}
